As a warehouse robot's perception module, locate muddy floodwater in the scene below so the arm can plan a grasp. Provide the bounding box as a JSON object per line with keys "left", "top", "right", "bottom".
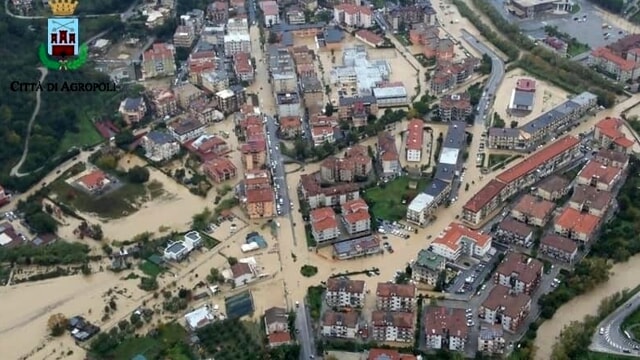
{"left": 535, "top": 254, "right": 640, "bottom": 359}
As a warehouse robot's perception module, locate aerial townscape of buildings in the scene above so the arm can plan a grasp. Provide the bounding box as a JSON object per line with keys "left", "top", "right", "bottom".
{"left": 6, "top": 0, "right": 640, "bottom": 358}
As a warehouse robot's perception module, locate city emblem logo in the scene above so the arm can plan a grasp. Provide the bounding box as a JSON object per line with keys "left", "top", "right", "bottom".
{"left": 39, "top": 0, "right": 88, "bottom": 71}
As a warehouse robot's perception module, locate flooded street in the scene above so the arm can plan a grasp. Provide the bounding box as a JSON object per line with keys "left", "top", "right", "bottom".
{"left": 535, "top": 255, "right": 640, "bottom": 359}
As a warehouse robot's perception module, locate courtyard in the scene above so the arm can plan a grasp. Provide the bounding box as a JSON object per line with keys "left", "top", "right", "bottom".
{"left": 363, "top": 176, "right": 429, "bottom": 221}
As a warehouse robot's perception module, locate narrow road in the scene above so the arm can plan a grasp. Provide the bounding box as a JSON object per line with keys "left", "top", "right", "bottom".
{"left": 10, "top": 67, "right": 48, "bottom": 177}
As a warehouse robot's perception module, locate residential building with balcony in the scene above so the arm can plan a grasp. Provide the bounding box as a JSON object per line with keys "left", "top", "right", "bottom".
{"left": 299, "top": 173, "right": 360, "bottom": 209}
{"left": 173, "top": 25, "right": 195, "bottom": 48}
{"left": 167, "top": 118, "right": 205, "bottom": 143}
{"left": 405, "top": 119, "right": 424, "bottom": 162}
{"left": 241, "top": 136, "right": 267, "bottom": 170}
{"left": 568, "top": 184, "right": 613, "bottom": 218}
{"left": 321, "top": 311, "right": 359, "bottom": 339}
{"left": 424, "top": 307, "right": 468, "bottom": 351}
{"left": 480, "top": 285, "right": 531, "bottom": 332}
{"left": 377, "top": 131, "right": 401, "bottom": 179}
{"left": 595, "top": 149, "right": 630, "bottom": 169}
{"left": 371, "top": 311, "right": 415, "bottom": 343}
{"left": 215, "top": 86, "right": 246, "bottom": 114}
{"left": 494, "top": 218, "right": 534, "bottom": 247}
{"left": 540, "top": 235, "right": 578, "bottom": 263}
{"left": 430, "top": 223, "right": 492, "bottom": 261}
{"left": 118, "top": 97, "right": 147, "bottom": 124}
{"left": 325, "top": 278, "right": 366, "bottom": 308}
{"left": 576, "top": 159, "right": 623, "bottom": 191}
{"left": 333, "top": 4, "right": 373, "bottom": 28}
{"left": 594, "top": 117, "right": 635, "bottom": 153}
{"left": 202, "top": 157, "right": 237, "bottom": 183}
{"left": 310, "top": 207, "right": 340, "bottom": 244}
{"left": 554, "top": 207, "right": 601, "bottom": 242}
{"left": 341, "top": 199, "right": 371, "bottom": 235}
{"left": 224, "top": 32, "right": 251, "bottom": 56}
{"left": 150, "top": 88, "right": 178, "bottom": 119}
{"left": 279, "top": 116, "right": 303, "bottom": 139}
{"left": 233, "top": 52, "right": 254, "bottom": 82}
{"left": 536, "top": 175, "right": 571, "bottom": 201}
{"left": 276, "top": 92, "right": 303, "bottom": 117}
{"left": 510, "top": 194, "right": 556, "bottom": 227}
{"left": 332, "top": 236, "right": 382, "bottom": 260}
{"left": 245, "top": 188, "right": 275, "bottom": 219}
{"left": 141, "top": 131, "right": 180, "bottom": 162}
{"left": 589, "top": 47, "right": 640, "bottom": 82}
{"left": 439, "top": 93, "right": 472, "bottom": 122}
{"left": 494, "top": 253, "right": 543, "bottom": 295}
{"left": 412, "top": 249, "right": 446, "bottom": 286}
{"left": 478, "top": 325, "right": 506, "bottom": 355}
{"left": 142, "top": 43, "right": 176, "bottom": 79}
{"left": 376, "top": 283, "right": 416, "bottom": 311}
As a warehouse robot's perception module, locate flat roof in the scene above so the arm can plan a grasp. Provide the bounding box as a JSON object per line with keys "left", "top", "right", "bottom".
{"left": 166, "top": 242, "right": 187, "bottom": 254}
{"left": 512, "top": 90, "right": 535, "bottom": 107}
{"left": 520, "top": 92, "right": 596, "bottom": 135}
{"left": 408, "top": 193, "right": 434, "bottom": 212}
{"left": 439, "top": 148, "right": 460, "bottom": 165}
{"left": 442, "top": 121, "right": 467, "bottom": 150}
{"left": 373, "top": 86, "right": 407, "bottom": 99}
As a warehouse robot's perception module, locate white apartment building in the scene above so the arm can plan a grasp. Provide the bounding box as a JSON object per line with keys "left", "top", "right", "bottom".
{"left": 341, "top": 199, "right": 371, "bottom": 235}
{"left": 321, "top": 311, "right": 358, "bottom": 339}
{"left": 224, "top": 33, "right": 251, "bottom": 56}
{"left": 431, "top": 223, "right": 492, "bottom": 261}
{"left": 325, "top": 278, "right": 366, "bottom": 308}
{"left": 310, "top": 207, "right": 340, "bottom": 244}
{"left": 141, "top": 131, "right": 180, "bottom": 162}
{"left": 227, "top": 18, "right": 248, "bottom": 34}
{"left": 371, "top": 311, "right": 415, "bottom": 343}
{"left": 425, "top": 307, "right": 468, "bottom": 351}
{"left": 376, "top": 283, "right": 416, "bottom": 311}
{"left": 167, "top": 118, "right": 206, "bottom": 143}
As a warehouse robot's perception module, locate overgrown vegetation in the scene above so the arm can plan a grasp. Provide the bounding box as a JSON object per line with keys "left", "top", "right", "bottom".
{"left": 300, "top": 265, "right": 318, "bottom": 277}
{"left": 363, "top": 176, "right": 428, "bottom": 221}
{"left": 0, "top": 241, "right": 91, "bottom": 266}
{"left": 307, "top": 285, "right": 325, "bottom": 321}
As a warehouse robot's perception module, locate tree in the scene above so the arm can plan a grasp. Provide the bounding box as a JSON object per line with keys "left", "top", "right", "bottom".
{"left": 268, "top": 32, "right": 278, "bottom": 44}
{"left": 114, "top": 130, "right": 135, "bottom": 147}
{"left": 492, "top": 113, "right": 506, "bottom": 128}
{"left": 510, "top": 120, "right": 518, "bottom": 128}
{"left": 47, "top": 313, "right": 68, "bottom": 336}
{"left": 192, "top": 208, "right": 212, "bottom": 231}
{"left": 127, "top": 166, "right": 150, "bottom": 183}
{"left": 207, "top": 267, "right": 224, "bottom": 283}
{"left": 227, "top": 257, "right": 238, "bottom": 266}
{"left": 325, "top": 103, "right": 334, "bottom": 116}
{"left": 27, "top": 212, "right": 58, "bottom": 234}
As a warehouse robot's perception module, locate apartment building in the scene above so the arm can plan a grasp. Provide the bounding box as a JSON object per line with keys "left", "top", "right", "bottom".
{"left": 405, "top": 119, "right": 424, "bottom": 162}
{"left": 276, "top": 92, "right": 303, "bottom": 117}
{"left": 245, "top": 188, "right": 275, "bottom": 219}
{"left": 553, "top": 207, "right": 601, "bottom": 242}
{"left": 233, "top": 52, "right": 254, "bottom": 82}
{"left": 286, "top": 6, "right": 306, "bottom": 25}
{"left": 325, "top": 278, "right": 366, "bottom": 308}
{"left": 494, "top": 218, "right": 534, "bottom": 247}
{"left": 595, "top": 149, "right": 630, "bottom": 169}
{"left": 338, "top": 95, "right": 378, "bottom": 126}
{"left": 142, "top": 43, "right": 176, "bottom": 79}
{"left": 333, "top": 4, "right": 373, "bottom": 28}
{"left": 576, "top": 159, "right": 623, "bottom": 191}
{"left": 480, "top": 285, "right": 531, "bottom": 332}
{"left": 202, "top": 157, "right": 237, "bottom": 183}
{"left": 311, "top": 126, "right": 336, "bottom": 147}
{"left": 463, "top": 136, "right": 581, "bottom": 225}
{"left": 594, "top": 117, "right": 635, "bottom": 153}
{"left": 173, "top": 25, "right": 195, "bottom": 48}
{"left": 589, "top": 47, "right": 640, "bottom": 82}
{"left": 430, "top": 58, "right": 478, "bottom": 94}
{"left": 478, "top": 325, "right": 506, "bottom": 355}
{"left": 366, "top": 349, "right": 417, "bottom": 360}
{"left": 536, "top": 175, "right": 571, "bottom": 201}
{"left": 141, "top": 131, "right": 180, "bottom": 162}
{"left": 439, "top": 93, "right": 472, "bottom": 122}
{"left": 319, "top": 146, "right": 372, "bottom": 183}
{"left": 540, "top": 235, "right": 578, "bottom": 263}
{"left": 333, "top": 236, "right": 382, "bottom": 260}
{"left": 207, "top": 1, "right": 228, "bottom": 23}
{"left": 430, "top": 223, "right": 492, "bottom": 261}
{"left": 384, "top": 3, "right": 436, "bottom": 31}
{"left": 201, "top": 70, "right": 229, "bottom": 93}
{"left": 424, "top": 307, "right": 468, "bottom": 351}
{"left": 118, "top": 97, "right": 147, "bottom": 124}
{"left": 150, "top": 88, "right": 178, "bottom": 119}
{"left": 487, "top": 92, "right": 597, "bottom": 150}
{"left": 300, "top": 76, "right": 324, "bottom": 113}
{"left": 377, "top": 131, "right": 401, "bottom": 179}
{"left": 412, "top": 249, "right": 446, "bottom": 286}
{"left": 376, "top": 283, "right": 416, "bottom": 311}
{"left": 510, "top": 194, "right": 556, "bottom": 227}
{"left": 299, "top": 173, "right": 360, "bottom": 209}
{"left": 341, "top": 199, "right": 371, "bottom": 235}
{"left": 224, "top": 32, "right": 251, "bottom": 56}
{"left": 321, "top": 311, "right": 359, "bottom": 339}
{"left": 568, "top": 184, "right": 613, "bottom": 218}
{"left": 310, "top": 207, "right": 340, "bottom": 244}
{"left": 494, "top": 253, "right": 543, "bottom": 295}
{"left": 241, "top": 136, "right": 267, "bottom": 170}
{"left": 215, "top": 86, "right": 246, "bottom": 114}
{"left": 261, "top": 0, "right": 280, "bottom": 27}
{"left": 167, "top": 118, "right": 205, "bottom": 143}
{"left": 279, "top": 116, "right": 303, "bottom": 139}
{"left": 371, "top": 311, "right": 415, "bottom": 343}
{"left": 406, "top": 179, "right": 452, "bottom": 227}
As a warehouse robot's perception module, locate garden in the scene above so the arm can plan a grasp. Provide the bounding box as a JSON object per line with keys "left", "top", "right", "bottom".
{"left": 363, "top": 176, "right": 428, "bottom": 221}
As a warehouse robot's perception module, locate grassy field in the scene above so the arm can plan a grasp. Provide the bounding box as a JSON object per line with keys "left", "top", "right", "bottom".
{"left": 49, "top": 179, "right": 148, "bottom": 219}
{"left": 138, "top": 261, "right": 163, "bottom": 278}
{"left": 363, "top": 176, "right": 428, "bottom": 221}
{"left": 56, "top": 117, "right": 103, "bottom": 156}
{"left": 488, "top": 153, "right": 510, "bottom": 167}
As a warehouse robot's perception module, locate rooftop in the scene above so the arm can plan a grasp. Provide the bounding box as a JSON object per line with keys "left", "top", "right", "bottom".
{"left": 554, "top": 207, "right": 601, "bottom": 236}
{"left": 482, "top": 285, "right": 531, "bottom": 318}
{"left": 371, "top": 311, "right": 414, "bottom": 328}
{"left": 497, "top": 218, "right": 533, "bottom": 238}
{"left": 326, "top": 278, "right": 366, "bottom": 293}
{"left": 169, "top": 118, "right": 204, "bottom": 135}
{"left": 322, "top": 310, "right": 358, "bottom": 327}
{"left": 569, "top": 185, "right": 613, "bottom": 211}
{"left": 512, "top": 194, "right": 556, "bottom": 221}
{"left": 433, "top": 222, "right": 491, "bottom": 251}
{"left": 424, "top": 307, "right": 467, "bottom": 339}
{"left": 577, "top": 159, "right": 622, "bottom": 187}
{"left": 497, "top": 136, "right": 580, "bottom": 184}
{"left": 495, "top": 252, "right": 543, "bottom": 284}
{"left": 405, "top": 119, "right": 424, "bottom": 151}
{"left": 519, "top": 92, "right": 596, "bottom": 136}
{"left": 310, "top": 207, "right": 338, "bottom": 232}
{"left": 540, "top": 234, "right": 578, "bottom": 254}
{"left": 463, "top": 179, "right": 506, "bottom": 213}
{"left": 537, "top": 175, "right": 570, "bottom": 194}
{"left": 333, "top": 236, "right": 381, "bottom": 255}
{"left": 376, "top": 283, "right": 416, "bottom": 298}
{"left": 415, "top": 249, "right": 446, "bottom": 271}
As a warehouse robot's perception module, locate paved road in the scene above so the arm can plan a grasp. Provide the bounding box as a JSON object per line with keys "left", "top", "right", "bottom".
{"left": 264, "top": 115, "right": 292, "bottom": 219}
{"left": 296, "top": 302, "right": 317, "bottom": 360}
{"left": 460, "top": 29, "right": 506, "bottom": 127}
{"left": 591, "top": 293, "right": 640, "bottom": 356}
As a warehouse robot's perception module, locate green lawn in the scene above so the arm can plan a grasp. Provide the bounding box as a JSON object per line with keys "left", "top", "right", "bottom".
{"left": 49, "top": 180, "right": 148, "bottom": 219}
{"left": 110, "top": 323, "right": 187, "bottom": 359}
{"left": 56, "top": 117, "right": 103, "bottom": 156}
{"left": 567, "top": 41, "right": 590, "bottom": 57}
{"left": 138, "top": 261, "right": 163, "bottom": 278}
{"left": 488, "top": 153, "right": 510, "bottom": 167}
{"left": 363, "top": 176, "right": 428, "bottom": 221}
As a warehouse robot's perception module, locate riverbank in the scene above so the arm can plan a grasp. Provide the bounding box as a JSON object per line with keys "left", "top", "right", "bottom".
{"left": 535, "top": 254, "right": 640, "bottom": 359}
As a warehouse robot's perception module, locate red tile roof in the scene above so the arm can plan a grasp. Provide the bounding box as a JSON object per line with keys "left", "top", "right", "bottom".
{"left": 591, "top": 47, "right": 639, "bottom": 72}
{"left": 310, "top": 207, "right": 338, "bottom": 232}
{"left": 356, "top": 29, "right": 384, "bottom": 45}
{"left": 78, "top": 170, "right": 107, "bottom": 189}
{"left": 376, "top": 283, "right": 416, "bottom": 298}
{"left": 268, "top": 332, "right": 292, "bottom": 345}
{"left": 497, "top": 136, "right": 580, "bottom": 184}
{"left": 233, "top": 52, "right": 253, "bottom": 73}
{"left": 495, "top": 253, "right": 543, "bottom": 285}
{"left": 482, "top": 285, "right": 531, "bottom": 319}
{"left": 515, "top": 78, "right": 536, "bottom": 92}
{"left": 246, "top": 188, "right": 273, "bottom": 204}
{"left": 577, "top": 160, "right": 622, "bottom": 187}
{"left": 595, "top": 117, "right": 634, "bottom": 148}
{"left": 326, "top": 278, "right": 365, "bottom": 293}
{"left": 371, "top": 311, "right": 414, "bottom": 329}
{"left": 405, "top": 119, "right": 424, "bottom": 151}
{"left": 512, "top": 194, "right": 556, "bottom": 221}
{"left": 433, "top": 222, "right": 491, "bottom": 251}
{"left": 424, "top": 307, "right": 467, "bottom": 339}
{"left": 554, "top": 207, "right": 600, "bottom": 237}
{"left": 540, "top": 235, "right": 578, "bottom": 254}
{"left": 368, "top": 349, "right": 417, "bottom": 360}
{"left": 279, "top": 116, "right": 302, "bottom": 130}
{"left": 143, "top": 43, "right": 174, "bottom": 61}
{"left": 463, "top": 179, "right": 506, "bottom": 213}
